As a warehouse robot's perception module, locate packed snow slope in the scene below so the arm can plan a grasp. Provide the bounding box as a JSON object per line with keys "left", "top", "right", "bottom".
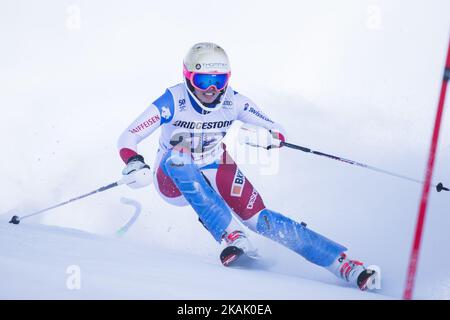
{"left": 1, "top": 0, "right": 450, "bottom": 299}
{"left": 0, "top": 215, "right": 389, "bottom": 299}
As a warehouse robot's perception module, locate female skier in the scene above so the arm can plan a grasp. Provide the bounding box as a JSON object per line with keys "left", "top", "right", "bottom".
{"left": 117, "top": 42, "right": 378, "bottom": 291}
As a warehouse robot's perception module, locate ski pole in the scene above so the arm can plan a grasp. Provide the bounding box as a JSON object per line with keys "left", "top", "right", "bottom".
{"left": 9, "top": 179, "right": 126, "bottom": 225}
{"left": 279, "top": 141, "right": 449, "bottom": 193}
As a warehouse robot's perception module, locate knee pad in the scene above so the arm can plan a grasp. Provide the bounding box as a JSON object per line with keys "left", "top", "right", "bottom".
{"left": 163, "top": 149, "right": 232, "bottom": 242}
{"left": 256, "top": 209, "right": 347, "bottom": 267}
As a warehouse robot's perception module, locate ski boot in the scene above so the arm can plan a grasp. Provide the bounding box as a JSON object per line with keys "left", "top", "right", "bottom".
{"left": 220, "top": 230, "right": 259, "bottom": 267}
{"left": 328, "top": 253, "right": 379, "bottom": 291}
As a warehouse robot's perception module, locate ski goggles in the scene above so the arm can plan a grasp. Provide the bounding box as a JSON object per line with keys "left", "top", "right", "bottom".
{"left": 184, "top": 67, "right": 231, "bottom": 91}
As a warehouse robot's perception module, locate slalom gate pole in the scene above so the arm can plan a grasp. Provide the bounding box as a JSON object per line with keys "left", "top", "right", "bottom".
{"left": 403, "top": 38, "right": 450, "bottom": 300}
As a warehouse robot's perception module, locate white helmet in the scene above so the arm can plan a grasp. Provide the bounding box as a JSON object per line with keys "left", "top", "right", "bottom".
{"left": 183, "top": 42, "right": 231, "bottom": 112}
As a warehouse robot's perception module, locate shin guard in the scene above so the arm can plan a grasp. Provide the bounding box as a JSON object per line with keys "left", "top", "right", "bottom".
{"left": 256, "top": 209, "right": 346, "bottom": 267}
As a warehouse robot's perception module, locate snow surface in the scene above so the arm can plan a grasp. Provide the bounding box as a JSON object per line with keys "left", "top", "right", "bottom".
{"left": 1, "top": 0, "right": 450, "bottom": 299}
{"left": 0, "top": 215, "right": 389, "bottom": 299}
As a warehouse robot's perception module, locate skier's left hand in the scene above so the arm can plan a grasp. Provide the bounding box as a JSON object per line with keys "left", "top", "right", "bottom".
{"left": 239, "top": 124, "right": 285, "bottom": 149}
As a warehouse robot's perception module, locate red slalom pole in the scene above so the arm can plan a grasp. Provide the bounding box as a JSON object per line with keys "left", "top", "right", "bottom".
{"left": 403, "top": 38, "right": 450, "bottom": 300}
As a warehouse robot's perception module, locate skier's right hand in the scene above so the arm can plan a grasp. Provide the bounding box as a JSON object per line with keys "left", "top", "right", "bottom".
{"left": 121, "top": 155, "right": 153, "bottom": 189}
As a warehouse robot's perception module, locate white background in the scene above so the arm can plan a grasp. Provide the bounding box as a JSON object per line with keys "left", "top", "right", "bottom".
{"left": 1, "top": 0, "right": 449, "bottom": 298}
